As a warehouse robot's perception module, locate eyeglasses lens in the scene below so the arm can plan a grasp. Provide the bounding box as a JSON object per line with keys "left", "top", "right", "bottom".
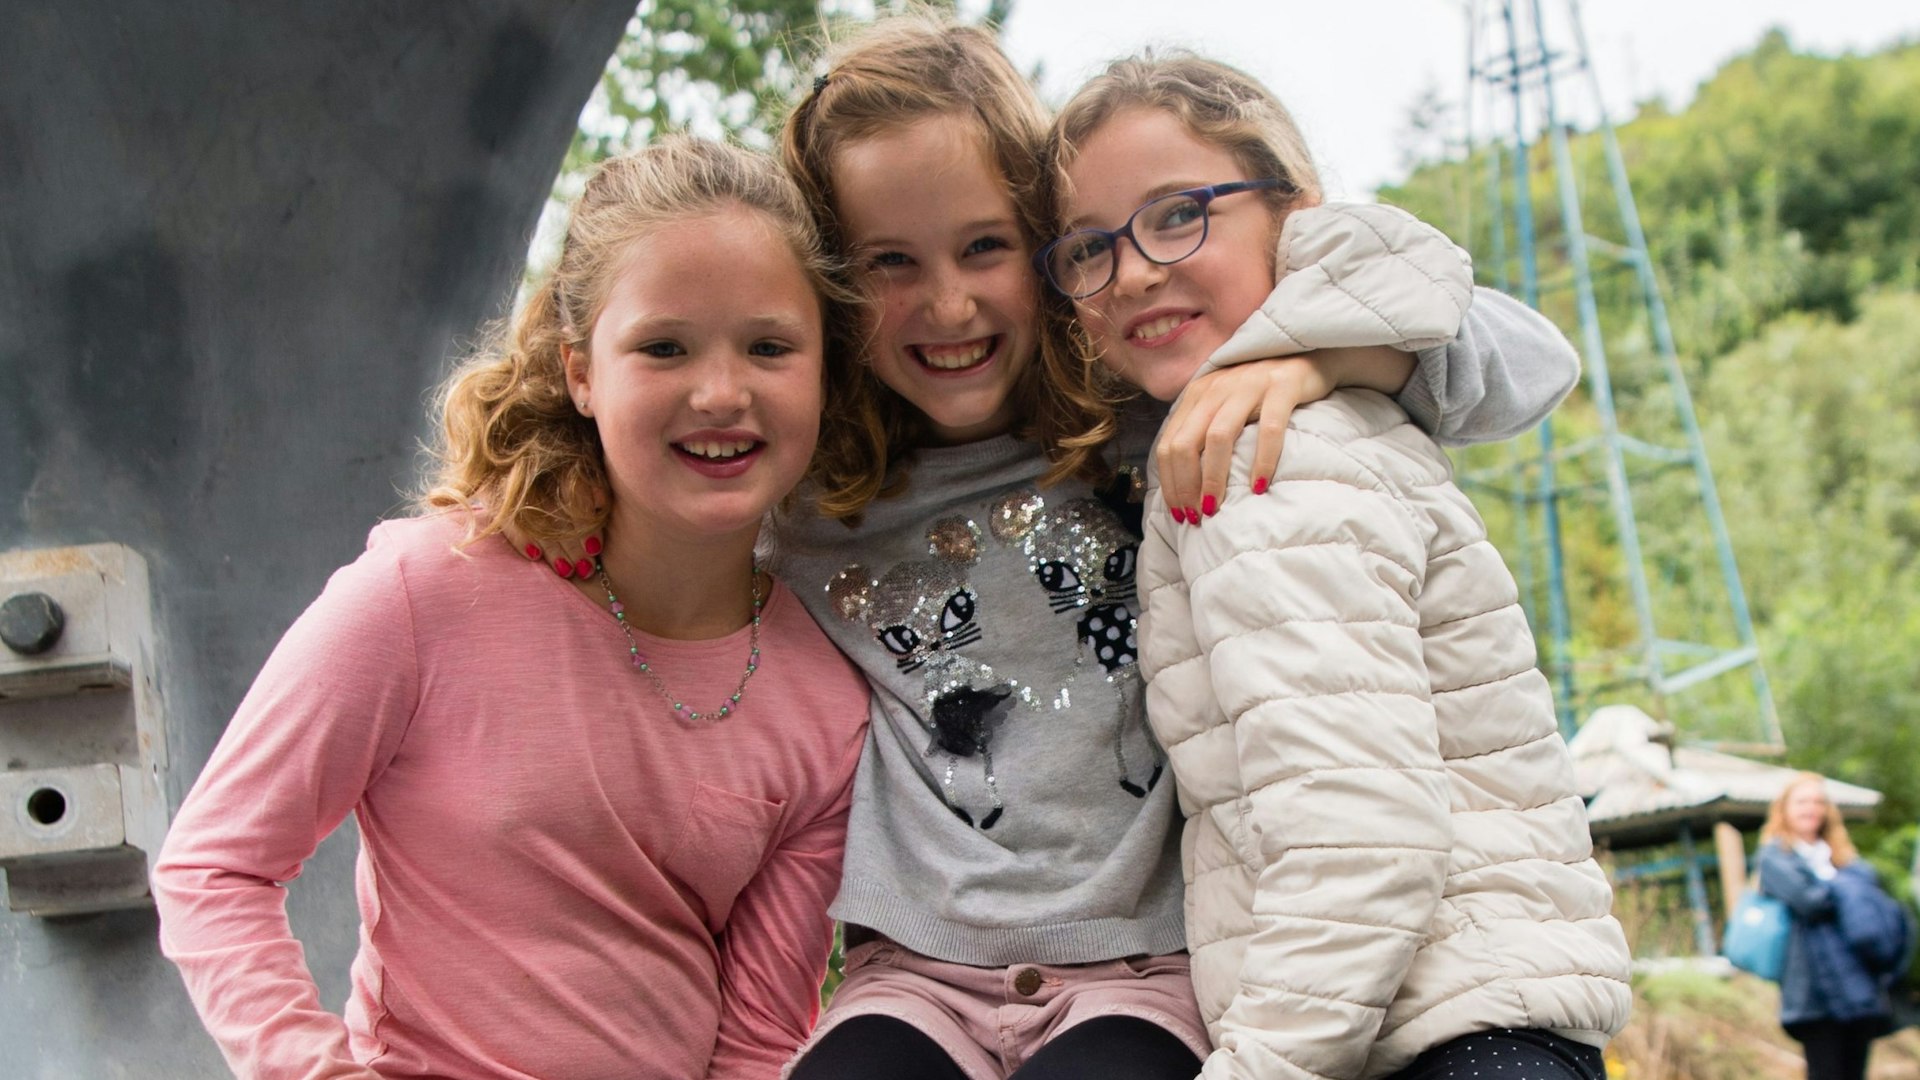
{"left": 1048, "top": 232, "right": 1113, "bottom": 300}
{"left": 1136, "top": 192, "right": 1208, "bottom": 264}
{"left": 1048, "top": 192, "right": 1210, "bottom": 299}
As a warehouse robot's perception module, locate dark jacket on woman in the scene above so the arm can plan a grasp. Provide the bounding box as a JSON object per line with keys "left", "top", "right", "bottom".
{"left": 1757, "top": 842, "right": 1895, "bottom": 1029}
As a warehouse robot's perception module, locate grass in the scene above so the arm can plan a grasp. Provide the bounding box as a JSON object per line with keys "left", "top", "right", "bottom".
{"left": 1610, "top": 966, "right": 1920, "bottom": 1079}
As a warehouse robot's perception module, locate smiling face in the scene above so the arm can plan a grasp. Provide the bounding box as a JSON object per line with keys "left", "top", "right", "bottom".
{"left": 567, "top": 209, "right": 824, "bottom": 548}
{"left": 831, "top": 113, "right": 1039, "bottom": 444}
{"left": 1063, "top": 107, "right": 1280, "bottom": 402}
{"left": 1783, "top": 779, "right": 1831, "bottom": 845}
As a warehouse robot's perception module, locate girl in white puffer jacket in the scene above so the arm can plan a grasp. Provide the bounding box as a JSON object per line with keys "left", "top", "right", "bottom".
{"left": 1037, "top": 52, "right": 1633, "bottom": 1080}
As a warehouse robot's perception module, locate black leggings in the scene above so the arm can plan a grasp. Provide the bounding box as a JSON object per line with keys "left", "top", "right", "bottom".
{"left": 1789, "top": 1017, "right": 1886, "bottom": 1080}
{"left": 789, "top": 1018, "right": 1598, "bottom": 1080}
{"left": 786, "top": 1014, "right": 1201, "bottom": 1080}
{"left": 1384, "top": 1028, "right": 1606, "bottom": 1080}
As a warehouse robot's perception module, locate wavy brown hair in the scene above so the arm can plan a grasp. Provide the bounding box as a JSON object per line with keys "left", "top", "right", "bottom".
{"left": 1039, "top": 50, "right": 1324, "bottom": 477}
{"left": 1760, "top": 771, "right": 1860, "bottom": 865}
{"left": 420, "top": 135, "right": 851, "bottom": 550}
{"left": 780, "top": 10, "right": 1123, "bottom": 521}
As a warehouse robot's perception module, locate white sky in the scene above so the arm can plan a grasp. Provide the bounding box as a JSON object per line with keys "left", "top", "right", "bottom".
{"left": 995, "top": 0, "right": 1919, "bottom": 198}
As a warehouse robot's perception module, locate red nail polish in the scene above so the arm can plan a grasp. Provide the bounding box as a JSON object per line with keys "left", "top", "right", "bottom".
{"left": 574, "top": 558, "right": 594, "bottom": 579}
{"left": 523, "top": 543, "right": 543, "bottom": 561}
{"left": 1252, "top": 476, "right": 1269, "bottom": 495}
{"left": 553, "top": 557, "right": 574, "bottom": 579}
{"left": 1171, "top": 507, "right": 1187, "bottom": 525}
{"left": 1185, "top": 507, "right": 1200, "bottom": 526}
{"left": 583, "top": 535, "right": 603, "bottom": 557}
{"left": 1202, "top": 494, "right": 1219, "bottom": 517}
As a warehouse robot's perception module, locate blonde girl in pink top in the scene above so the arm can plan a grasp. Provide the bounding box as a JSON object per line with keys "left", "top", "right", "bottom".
{"left": 151, "top": 136, "right": 872, "bottom": 1080}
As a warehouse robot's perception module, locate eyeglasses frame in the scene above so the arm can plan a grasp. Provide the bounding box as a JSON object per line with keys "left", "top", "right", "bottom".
{"left": 1035, "top": 178, "right": 1295, "bottom": 300}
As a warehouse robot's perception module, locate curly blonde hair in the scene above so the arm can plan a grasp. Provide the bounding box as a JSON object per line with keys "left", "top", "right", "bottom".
{"left": 1039, "top": 50, "right": 1323, "bottom": 478}
{"left": 780, "top": 11, "right": 1123, "bottom": 521}
{"left": 1760, "top": 771, "right": 1860, "bottom": 866}
{"left": 420, "top": 135, "right": 850, "bottom": 550}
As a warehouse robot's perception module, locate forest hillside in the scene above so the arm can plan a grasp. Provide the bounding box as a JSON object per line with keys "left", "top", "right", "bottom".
{"left": 1381, "top": 28, "right": 1920, "bottom": 851}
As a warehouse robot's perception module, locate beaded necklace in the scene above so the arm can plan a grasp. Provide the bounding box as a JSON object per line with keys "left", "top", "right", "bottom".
{"left": 596, "top": 557, "right": 762, "bottom": 724}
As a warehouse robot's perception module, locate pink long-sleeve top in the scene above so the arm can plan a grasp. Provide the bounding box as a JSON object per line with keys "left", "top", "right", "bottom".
{"left": 153, "top": 514, "right": 870, "bottom": 1080}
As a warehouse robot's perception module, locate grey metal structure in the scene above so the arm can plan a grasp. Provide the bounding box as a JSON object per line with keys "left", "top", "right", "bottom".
{"left": 1, "top": 3, "right": 632, "bottom": 1074}
{"left": 1463, "top": 0, "right": 1780, "bottom": 755}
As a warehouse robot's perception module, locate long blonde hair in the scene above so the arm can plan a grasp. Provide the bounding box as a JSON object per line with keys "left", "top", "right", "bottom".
{"left": 420, "top": 136, "right": 849, "bottom": 550}
{"left": 1760, "top": 771, "right": 1859, "bottom": 865}
{"left": 1040, "top": 50, "right": 1324, "bottom": 478}
{"left": 780, "top": 11, "right": 1121, "bottom": 521}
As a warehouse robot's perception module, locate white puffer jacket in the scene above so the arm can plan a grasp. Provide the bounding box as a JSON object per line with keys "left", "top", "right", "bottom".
{"left": 1137, "top": 206, "right": 1632, "bottom": 1080}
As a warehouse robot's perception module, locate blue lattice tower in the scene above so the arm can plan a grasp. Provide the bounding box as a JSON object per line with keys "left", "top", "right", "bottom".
{"left": 1451, "top": 0, "right": 1781, "bottom": 949}
{"left": 1458, "top": 0, "right": 1783, "bottom": 954}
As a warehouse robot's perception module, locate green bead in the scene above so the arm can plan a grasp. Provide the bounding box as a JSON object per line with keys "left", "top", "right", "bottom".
{"left": 673, "top": 703, "right": 684, "bottom": 711}
{"left": 731, "top": 693, "right": 741, "bottom": 702}
{"left": 719, "top": 706, "right": 729, "bottom": 716}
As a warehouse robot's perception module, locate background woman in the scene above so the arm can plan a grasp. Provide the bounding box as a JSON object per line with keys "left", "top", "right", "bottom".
{"left": 1759, "top": 772, "right": 1906, "bottom": 1080}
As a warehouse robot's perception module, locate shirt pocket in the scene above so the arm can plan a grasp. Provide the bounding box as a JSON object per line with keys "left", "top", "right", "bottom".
{"left": 664, "top": 782, "right": 785, "bottom": 934}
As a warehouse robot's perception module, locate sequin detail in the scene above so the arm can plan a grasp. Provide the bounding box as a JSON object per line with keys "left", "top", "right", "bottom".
{"left": 992, "top": 488, "right": 1162, "bottom": 798}
{"left": 826, "top": 516, "right": 1030, "bottom": 829}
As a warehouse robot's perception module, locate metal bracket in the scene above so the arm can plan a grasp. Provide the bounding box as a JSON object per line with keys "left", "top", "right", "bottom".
{"left": 0, "top": 545, "right": 169, "bottom": 916}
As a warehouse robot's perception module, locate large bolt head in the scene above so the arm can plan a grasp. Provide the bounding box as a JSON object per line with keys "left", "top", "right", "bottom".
{"left": 0, "top": 592, "right": 66, "bottom": 655}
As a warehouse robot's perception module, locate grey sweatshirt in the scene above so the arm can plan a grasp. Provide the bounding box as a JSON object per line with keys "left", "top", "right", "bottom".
{"left": 774, "top": 287, "right": 1577, "bottom": 966}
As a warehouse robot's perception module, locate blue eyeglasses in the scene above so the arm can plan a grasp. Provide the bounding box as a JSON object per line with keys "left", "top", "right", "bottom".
{"left": 1036, "top": 179, "right": 1292, "bottom": 300}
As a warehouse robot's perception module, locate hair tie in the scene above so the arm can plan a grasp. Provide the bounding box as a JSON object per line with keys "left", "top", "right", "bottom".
{"left": 813, "top": 73, "right": 831, "bottom": 94}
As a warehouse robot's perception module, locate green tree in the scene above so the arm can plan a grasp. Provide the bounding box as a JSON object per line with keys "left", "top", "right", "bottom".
{"left": 566, "top": 0, "right": 1016, "bottom": 168}
{"left": 531, "top": 0, "right": 1016, "bottom": 274}
{"left": 566, "top": 0, "right": 827, "bottom": 171}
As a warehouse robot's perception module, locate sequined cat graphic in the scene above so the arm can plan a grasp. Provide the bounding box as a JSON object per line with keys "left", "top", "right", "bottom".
{"left": 826, "top": 517, "right": 1031, "bottom": 830}
{"left": 990, "top": 489, "right": 1163, "bottom": 797}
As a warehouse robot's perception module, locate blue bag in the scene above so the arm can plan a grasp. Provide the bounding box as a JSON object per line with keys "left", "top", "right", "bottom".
{"left": 1724, "top": 888, "right": 1791, "bottom": 981}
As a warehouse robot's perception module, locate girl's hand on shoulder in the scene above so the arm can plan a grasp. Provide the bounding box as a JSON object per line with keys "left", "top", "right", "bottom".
{"left": 497, "top": 518, "right": 602, "bottom": 580}
{"left": 1156, "top": 346, "right": 1413, "bottom": 525}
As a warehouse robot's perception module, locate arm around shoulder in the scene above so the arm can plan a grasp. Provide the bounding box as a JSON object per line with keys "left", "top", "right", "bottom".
{"left": 1401, "top": 287, "right": 1580, "bottom": 445}
{"left": 1200, "top": 202, "right": 1473, "bottom": 378}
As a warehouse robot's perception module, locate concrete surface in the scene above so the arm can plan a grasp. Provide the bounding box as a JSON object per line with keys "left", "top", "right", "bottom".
{"left": 0, "top": 3, "right": 633, "bottom": 1073}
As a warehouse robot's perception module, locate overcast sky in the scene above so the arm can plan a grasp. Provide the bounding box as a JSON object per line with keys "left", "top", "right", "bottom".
{"left": 994, "top": 0, "right": 1918, "bottom": 198}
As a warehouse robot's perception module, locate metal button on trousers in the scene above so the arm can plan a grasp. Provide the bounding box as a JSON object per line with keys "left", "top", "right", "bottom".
{"left": 1013, "top": 967, "right": 1043, "bottom": 997}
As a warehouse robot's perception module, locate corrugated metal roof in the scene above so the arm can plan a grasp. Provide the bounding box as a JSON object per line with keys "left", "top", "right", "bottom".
{"left": 1569, "top": 705, "right": 1880, "bottom": 842}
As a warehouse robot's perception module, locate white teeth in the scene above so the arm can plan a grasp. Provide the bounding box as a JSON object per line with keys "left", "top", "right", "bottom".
{"left": 680, "top": 439, "right": 756, "bottom": 459}
{"left": 1130, "top": 315, "right": 1186, "bottom": 342}
{"left": 917, "top": 340, "right": 992, "bottom": 370}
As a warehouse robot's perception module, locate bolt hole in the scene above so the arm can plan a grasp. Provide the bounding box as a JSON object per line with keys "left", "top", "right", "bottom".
{"left": 26, "top": 788, "right": 67, "bottom": 826}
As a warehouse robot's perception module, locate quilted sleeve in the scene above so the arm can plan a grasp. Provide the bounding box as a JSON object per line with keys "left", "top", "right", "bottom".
{"left": 1196, "top": 202, "right": 1474, "bottom": 378}
{"left": 1179, "top": 419, "right": 1453, "bottom": 1080}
